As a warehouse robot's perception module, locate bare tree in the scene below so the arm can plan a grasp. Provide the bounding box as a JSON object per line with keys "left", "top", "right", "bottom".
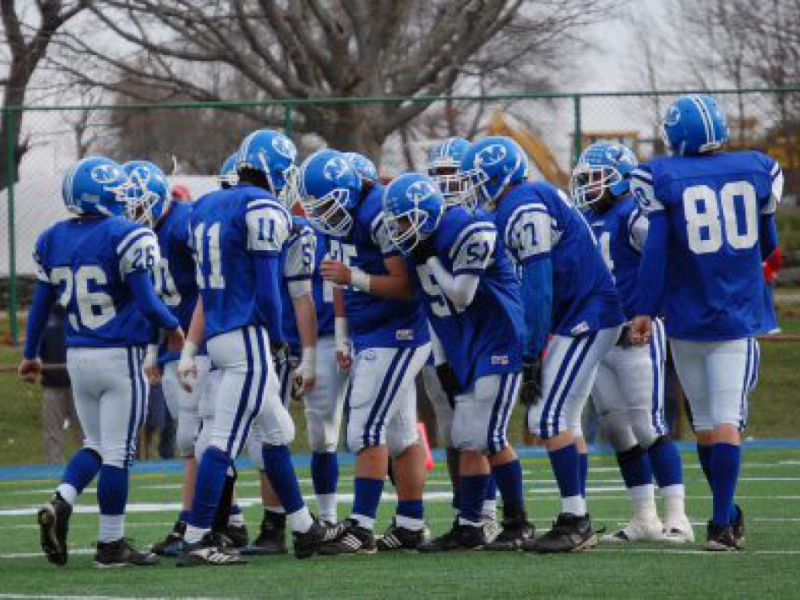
{"left": 0, "top": 0, "right": 86, "bottom": 190}
{"left": 51, "top": 0, "right": 615, "bottom": 161}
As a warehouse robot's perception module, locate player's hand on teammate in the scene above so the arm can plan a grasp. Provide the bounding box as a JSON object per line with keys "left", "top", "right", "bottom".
{"left": 629, "top": 315, "right": 652, "bottom": 346}
{"left": 320, "top": 259, "right": 351, "bottom": 286}
{"left": 177, "top": 339, "right": 199, "bottom": 392}
{"left": 143, "top": 345, "right": 162, "bottom": 385}
{"left": 18, "top": 358, "right": 43, "bottom": 383}
{"left": 520, "top": 356, "right": 543, "bottom": 408}
{"left": 166, "top": 327, "right": 185, "bottom": 353}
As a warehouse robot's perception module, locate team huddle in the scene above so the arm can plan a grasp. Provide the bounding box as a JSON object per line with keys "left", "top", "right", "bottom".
{"left": 18, "top": 93, "right": 781, "bottom": 568}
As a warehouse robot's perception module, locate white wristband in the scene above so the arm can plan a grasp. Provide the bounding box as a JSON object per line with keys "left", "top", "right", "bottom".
{"left": 350, "top": 268, "right": 371, "bottom": 293}
{"left": 181, "top": 340, "right": 199, "bottom": 360}
{"left": 335, "top": 317, "right": 349, "bottom": 342}
{"left": 300, "top": 346, "right": 317, "bottom": 373}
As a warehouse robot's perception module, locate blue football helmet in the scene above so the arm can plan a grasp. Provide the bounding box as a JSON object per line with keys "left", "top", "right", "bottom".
{"left": 570, "top": 141, "right": 638, "bottom": 207}
{"left": 218, "top": 152, "right": 239, "bottom": 188}
{"left": 427, "top": 137, "right": 471, "bottom": 207}
{"left": 296, "top": 149, "right": 362, "bottom": 237}
{"left": 119, "top": 160, "right": 171, "bottom": 228}
{"left": 61, "top": 156, "right": 128, "bottom": 217}
{"left": 662, "top": 95, "right": 728, "bottom": 156}
{"left": 458, "top": 136, "right": 528, "bottom": 210}
{"left": 344, "top": 152, "right": 378, "bottom": 182}
{"left": 383, "top": 173, "right": 444, "bottom": 254}
{"left": 236, "top": 129, "right": 298, "bottom": 199}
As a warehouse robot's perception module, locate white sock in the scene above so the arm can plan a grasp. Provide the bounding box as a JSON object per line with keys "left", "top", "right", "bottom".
{"left": 184, "top": 524, "right": 209, "bottom": 544}
{"left": 561, "top": 495, "right": 586, "bottom": 517}
{"left": 317, "top": 493, "right": 338, "bottom": 523}
{"left": 56, "top": 483, "right": 78, "bottom": 506}
{"left": 352, "top": 514, "right": 375, "bottom": 530}
{"left": 396, "top": 514, "right": 425, "bottom": 531}
{"left": 228, "top": 513, "right": 245, "bottom": 527}
{"left": 287, "top": 507, "right": 314, "bottom": 534}
{"left": 98, "top": 514, "right": 124, "bottom": 543}
{"left": 629, "top": 484, "right": 658, "bottom": 521}
{"left": 481, "top": 499, "right": 498, "bottom": 521}
{"left": 661, "top": 484, "right": 687, "bottom": 522}
{"left": 458, "top": 517, "right": 483, "bottom": 528}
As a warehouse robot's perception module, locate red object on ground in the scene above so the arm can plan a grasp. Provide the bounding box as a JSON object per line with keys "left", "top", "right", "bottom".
{"left": 764, "top": 247, "right": 782, "bottom": 284}
{"left": 416, "top": 422, "right": 435, "bottom": 471}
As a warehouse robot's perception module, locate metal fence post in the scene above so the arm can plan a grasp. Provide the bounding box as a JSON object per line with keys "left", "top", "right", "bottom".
{"left": 283, "top": 102, "right": 294, "bottom": 138}
{"left": 4, "top": 107, "right": 19, "bottom": 345}
{"left": 572, "top": 93, "right": 583, "bottom": 166}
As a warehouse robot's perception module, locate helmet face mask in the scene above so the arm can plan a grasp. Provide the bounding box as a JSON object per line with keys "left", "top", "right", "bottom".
{"left": 303, "top": 188, "right": 354, "bottom": 237}
{"left": 427, "top": 137, "right": 472, "bottom": 209}
{"left": 570, "top": 141, "right": 638, "bottom": 208}
{"left": 383, "top": 173, "right": 444, "bottom": 255}
{"left": 120, "top": 161, "right": 171, "bottom": 228}
{"left": 296, "top": 150, "right": 361, "bottom": 238}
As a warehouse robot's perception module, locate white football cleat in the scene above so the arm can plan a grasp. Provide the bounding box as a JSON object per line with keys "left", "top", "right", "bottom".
{"left": 663, "top": 517, "right": 695, "bottom": 544}
{"left": 601, "top": 518, "right": 665, "bottom": 543}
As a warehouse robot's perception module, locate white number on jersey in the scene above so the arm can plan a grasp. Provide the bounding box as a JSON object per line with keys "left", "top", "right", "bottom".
{"left": 155, "top": 259, "right": 181, "bottom": 306}
{"left": 506, "top": 207, "right": 552, "bottom": 264}
{"left": 193, "top": 222, "right": 225, "bottom": 290}
{"left": 682, "top": 182, "right": 758, "bottom": 255}
{"left": 416, "top": 264, "right": 452, "bottom": 318}
{"left": 51, "top": 265, "right": 116, "bottom": 330}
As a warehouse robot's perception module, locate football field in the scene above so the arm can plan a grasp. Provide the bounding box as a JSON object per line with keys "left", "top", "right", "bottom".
{"left": 0, "top": 447, "right": 798, "bottom": 599}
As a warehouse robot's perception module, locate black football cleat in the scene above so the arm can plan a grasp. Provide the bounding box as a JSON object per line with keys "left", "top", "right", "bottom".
{"left": 706, "top": 521, "right": 740, "bottom": 552}
{"left": 37, "top": 493, "right": 72, "bottom": 566}
{"left": 376, "top": 518, "right": 428, "bottom": 552}
{"left": 215, "top": 522, "right": 249, "bottom": 550}
{"left": 731, "top": 505, "right": 745, "bottom": 548}
{"left": 524, "top": 513, "right": 596, "bottom": 553}
{"left": 176, "top": 532, "right": 248, "bottom": 567}
{"left": 151, "top": 520, "right": 186, "bottom": 556}
{"left": 241, "top": 511, "right": 287, "bottom": 556}
{"left": 315, "top": 519, "right": 376, "bottom": 556}
{"left": 294, "top": 518, "right": 348, "bottom": 559}
{"left": 484, "top": 504, "right": 534, "bottom": 551}
{"left": 94, "top": 538, "right": 159, "bottom": 568}
{"left": 418, "top": 520, "right": 487, "bottom": 553}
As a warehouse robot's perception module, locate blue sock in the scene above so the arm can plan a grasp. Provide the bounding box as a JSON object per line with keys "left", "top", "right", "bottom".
{"left": 548, "top": 444, "right": 581, "bottom": 499}
{"left": 649, "top": 438, "right": 684, "bottom": 488}
{"left": 97, "top": 465, "right": 129, "bottom": 516}
{"left": 491, "top": 459, "right": 524, "bottom": 508}
{"left": 617, "top": 446, "right": 653, "bottom": 489}
{"left": 397, "top": 499, "right": 424, "bottom": 521}
{"left": 311, "top": 452, "right": 339, "bottom": 495}
{"left": 62, "top": 448, "right": 102, "bottom": 494}
{"left": 353, "top": 478, "right": 384, "bottom": 521}
{"left": 459, "top": 474, "right": 489, "bottom": 523}
{"left": 188, "top": 446, "right": 231, "bottom": 530}
{"left": 262, "top": 445, "right": 305, "bottom": 515}
{"left": 711, "top": 443, "right": 741, "bottom": 527}
{"left": 178, "top": 510, "right": 190, "bottom": 523}
{"left": 484, "top": 476, "right": 497, "bottom": 502}
{"left": 697, "top": 444, "right": 713, "bottom": 487}
{"left": 579, "top": 452, "right": 589, "bottom": 497}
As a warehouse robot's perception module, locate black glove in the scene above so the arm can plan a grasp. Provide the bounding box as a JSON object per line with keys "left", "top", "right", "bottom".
{"left": 520, "top": 357, "right": 543, "bottom": 408}
{"left": 271, "top": 341, "right": 290, "bottom": 366}
{"left": 409, "top": 236, "right": 437, "bottom": 265}
{"left": 435, "top": 362, "right": 461, "bottom": 404}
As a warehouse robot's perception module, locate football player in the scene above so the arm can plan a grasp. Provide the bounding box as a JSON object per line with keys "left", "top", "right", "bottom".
{"left": 174, "top": 130, "right": 343, "bottom": 566}
{"left": 572, "top": 142, "right": 692, "bottom": 543}
{"left": 344, "top": 152, "right": 379, "bottom": 183}
{"left": 423, "top": 137, "right": 501, "bottom": 533}
{"left": 459, "top": 136, "right": 625, "bottom": 553}
{"left": 295, "top": 149, "right": 432, "bottom": 553}
{"left": 630, "top": 95, "right": 781, "bottom": 551}
{"left": 20, "top": 156, "right": 183, "bottom": 567}
{"left": 383, "top": 172, "right": 532, "bottom": 551}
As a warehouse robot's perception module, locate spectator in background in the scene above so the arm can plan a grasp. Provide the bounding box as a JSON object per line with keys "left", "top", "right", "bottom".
{"left": 39, "top": 305, "right": 83, "bottom": 464}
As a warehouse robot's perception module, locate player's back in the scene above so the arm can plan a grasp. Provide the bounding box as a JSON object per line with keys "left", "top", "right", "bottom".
{"left": 191, "top": 183, "right": 290, "bottom": 339}
{"left": 35, "top": 216, "right": 156, "bottom": 347}
{"left": 425, "top": 206, "right": 524, "bottom": 387}
{"left": 641, "top": 150, "right": 779, "bottom": 340}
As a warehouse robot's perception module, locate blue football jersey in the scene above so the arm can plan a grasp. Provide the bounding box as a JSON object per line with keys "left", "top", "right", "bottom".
{"left": 584, "top": 196, "right": 649, "bottom": 320}
{"left": 155, "top": 201, "right": 199, "bottom": 363}
{"left": 491, "top": 181, "right": 624, "bottom": 336}
{"left": 415, "top": 206, "right": 524, "bottom": 390}
{"left": 190, "top": 183, "right": 291, "bottom": 340}
{"left": 312, "top": 232, "right": 336, "bottom": 339}
{"left": 280, "top": 217, "right": 316, "bottom": 354}
{"left": 330, "top": 184, "right": 429, "bottom": 352}
{"left": 34, "top": 216, "right": 160, "bottom": 348}
{"left": 631, "top": 150, "right": 782, "bottom": 341}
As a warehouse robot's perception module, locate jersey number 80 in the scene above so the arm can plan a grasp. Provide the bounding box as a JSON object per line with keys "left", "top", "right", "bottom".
{"left": 682, "top": 181, "right": 758, "bottom": 255}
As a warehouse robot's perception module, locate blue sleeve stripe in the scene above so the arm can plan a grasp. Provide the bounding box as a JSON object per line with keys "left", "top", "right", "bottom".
{"left": 117, "top": 229, "right": 153, "bottom": 260}
{"left": 770, "top": 162, "right": 780, "bottom": 176}
{"left": 631, "top": 167, "right": 653, "bottom": 182}
{"left": 285, "top": 274, "right": 312, "bottom": 282}
{"left": 247, "top": 198, "right": 284, "bottom": 212}
{"left": 449, "top": 223, "right": 495, "bottom": 262}
{"left": 453, "top": 267, "right": 485, "bottom": 276}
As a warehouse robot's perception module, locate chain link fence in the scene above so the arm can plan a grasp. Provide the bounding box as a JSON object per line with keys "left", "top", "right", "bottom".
{"left": 2, "top": 87, "right": 799, "bottom": 342}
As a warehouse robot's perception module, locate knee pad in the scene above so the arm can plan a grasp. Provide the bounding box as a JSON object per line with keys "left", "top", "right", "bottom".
{"left": 346, "top": 423, "right": 368, "bottom": 455}
{"left": 257, "top": 403, "right": 296, "bottom": 447}
{"left": 451, "top": 414, "right": 489, "bottom": 454}
{"left": 387, "top": 430, "right": 420, "bottom": 458}
{"left": 629, "top": 409, "right": 659, "bottom": 449}
{"left": 247, "top": 432, "right": 265, "bottom": 471}
{"left": 175, "top": 416, "right": 199, "bottom": 458}
{"left": 600, "top": 410, "right": 638, "bottom": 452}
{"left": 305, "top": 405, "right": 341, "bottom": 454}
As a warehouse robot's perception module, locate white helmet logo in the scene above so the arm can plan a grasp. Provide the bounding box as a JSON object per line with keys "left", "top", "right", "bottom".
{"left": 272, "top": 135, "right": 297, "bottom": 160}
{"left": 407, "top": 180, "right": 436, "bottom": 203}
{"left": 91, "top": 164, "right": 121, "bottom": 185}
{"left": 665, "top": 104, "right": 681, "bottom": 127}
{"left": 476, "top": 144, "right": 507, "bottom": 168}
{"left": 323, "top": 156, "right": 350, "bottom": 182}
